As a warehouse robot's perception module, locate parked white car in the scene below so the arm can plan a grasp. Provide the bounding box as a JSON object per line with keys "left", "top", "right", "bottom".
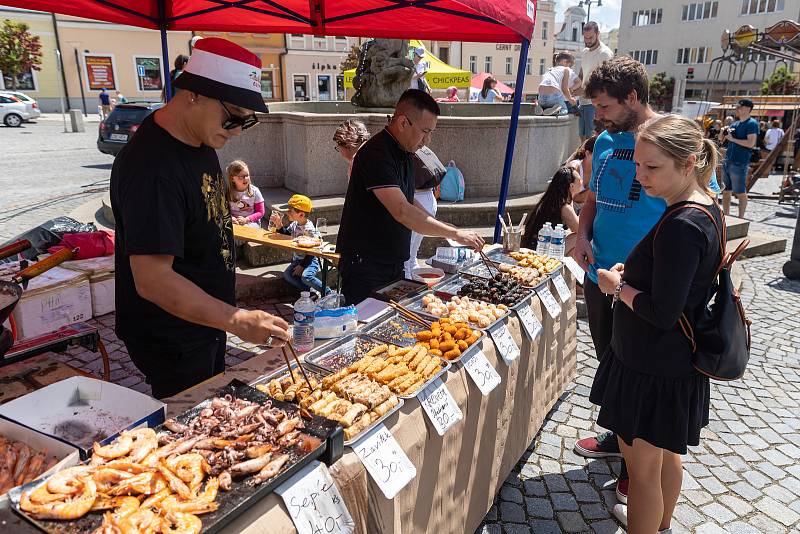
{"left": 0, "top": 91, "right": 41, "bottom": 121}
{"left": 0, "top": 94, "right": 32, "bottom": 127}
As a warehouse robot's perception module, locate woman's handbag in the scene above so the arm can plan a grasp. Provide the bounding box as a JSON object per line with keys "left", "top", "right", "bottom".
{"left": 653, "top": 204, "right": 751, "bottom": 381}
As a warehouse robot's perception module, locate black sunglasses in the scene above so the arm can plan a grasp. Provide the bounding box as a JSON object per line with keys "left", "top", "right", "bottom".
{"left": 219, "top": 100, "right": 258, "bottom": 131}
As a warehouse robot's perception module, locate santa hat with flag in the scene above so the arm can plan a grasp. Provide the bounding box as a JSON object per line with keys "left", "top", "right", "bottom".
{"left": 174, "top": 37, "right": 267, "bottom": 113}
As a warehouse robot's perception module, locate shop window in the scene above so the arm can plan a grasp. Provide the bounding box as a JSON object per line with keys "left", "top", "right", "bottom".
{"left": 1, "top": 68, "right": 36, "bottom": 91}
{"left": 261, "top": 70, "right": 274, "bottom": 100}
{"left": 134, "top": 56, "right": 162, "bottom": 91}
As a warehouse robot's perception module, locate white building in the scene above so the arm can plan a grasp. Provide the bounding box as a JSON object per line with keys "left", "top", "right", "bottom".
{"left": 618, "top": 0, "right": 800, "bottom": 101}
{"left": 283, "top": 34, "right": 358, "bottom": 101}
{"left": 554, "top": 5, "right": 587, "bottom": 69}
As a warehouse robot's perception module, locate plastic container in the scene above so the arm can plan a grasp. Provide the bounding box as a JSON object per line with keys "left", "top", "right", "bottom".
{"left": 411, "top": 267, "right": 446, "bottom": 288}
{"left": 550, "top": 224, "right": 566, "bottom": 259}
{"left": 536, "top": 223, "right": 552, "bottom": 255}
{"left": 292, "top": 291, "right": 316, "bottom": 352}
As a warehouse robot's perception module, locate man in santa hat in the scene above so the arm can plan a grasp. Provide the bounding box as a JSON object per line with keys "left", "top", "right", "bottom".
{"left": 111, "top": 38, "right": 288, "bottom": 399}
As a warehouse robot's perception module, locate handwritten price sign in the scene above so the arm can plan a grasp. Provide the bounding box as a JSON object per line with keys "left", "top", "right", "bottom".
{"left": 462, "top": 349, "right": 501, "bottom": 395}
{"left": 353, "top": 424, "right": 416, "bottom": 499}
{"left": 490, "top": 323, "right": 520, "bottom": 364}
{"left": 276, "top": 461, "right": 355, "bottom": 534}
{"left": 552, "top": 273, "right": 572, "bottom": 303}
{"left": 418, "top": 378, "right": 463, "bottom": 435}
{"left": 536, "top": 285, "right": 561, "bottom": 319}
{"left": 516, "top": 304, "right": 543, "bottom": 340}
{"left": 563, "top": 256, "right": 585, "bottom": 285}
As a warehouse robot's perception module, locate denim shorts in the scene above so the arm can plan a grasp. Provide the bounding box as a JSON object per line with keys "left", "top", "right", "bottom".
{"left": 538, "top": 92, "right": 567, "bottom": 115}
{"left": 722, "top": 160, "right": 749, "bottom": 194}
{"left": 579, "top": 104, "right": 596, "bottom": 137}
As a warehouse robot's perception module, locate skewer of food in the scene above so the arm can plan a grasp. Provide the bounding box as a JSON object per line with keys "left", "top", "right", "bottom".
{"left": 419, "top": 293, "right": 507, "bottom": 328}
{"left": 347, "top": 343, "right": 445, "bottom": 396}
{"left": 415, "top": 318, "right": 482, "bottom": 361}
{"left": 496, "top": 264, "right": 547, "bottom": 287}
{"left": 508, "top": 251, "right": 561, "bottom": 273}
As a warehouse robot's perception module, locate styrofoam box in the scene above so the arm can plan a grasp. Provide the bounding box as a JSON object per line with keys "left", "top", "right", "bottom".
{"left": 11, "top": 266, "right": 92, "bottom": 340}
{"left": 62, "top": 255, "right": 115, "bottom": 317}
{"left": 0, "top": 376, "right": 166, "bottom": 460}
{"left": 0, "top": 417, "right": 80, "bottom": 502}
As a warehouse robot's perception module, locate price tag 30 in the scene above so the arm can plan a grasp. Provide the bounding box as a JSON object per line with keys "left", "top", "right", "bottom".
{"left": 516, "top": 304, "right": 543, "bottom": 340}
{"left": 353, "top": 423, "right": 416, "bottom": 499}
{"left": 563, "top": 256, "right": 585, "bottom": 285}
{"left": 462, "top": 349, "right": 501, "bottom": 395}
{"left": 418, "top": 378, "right": 463, "bottom": 435}
{"left": 490, "top": 323, "right": 520, "bottom": 364}
{"left": 552, "top": 273, "right": 572, "bottom": 303}
{"left": 537, "top": 286, "right": 562, "bottom": 319}
{"left": 276, "top": 461, "right": 355, "bottom": 534}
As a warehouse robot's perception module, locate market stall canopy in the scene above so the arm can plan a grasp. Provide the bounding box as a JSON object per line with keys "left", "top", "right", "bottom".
{"left": 2, "top": 0, "right": 535, "bottom": 42}
{"left": 471, "top": 73, "right": 515, "bottom": 94}
{"left": 344, "top": 40, "right": 471, "bottom": 90}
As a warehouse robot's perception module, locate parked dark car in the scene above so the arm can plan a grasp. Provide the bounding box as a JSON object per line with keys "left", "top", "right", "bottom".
{"left": 97, "top": 102, "right": 163, "bottom": 156}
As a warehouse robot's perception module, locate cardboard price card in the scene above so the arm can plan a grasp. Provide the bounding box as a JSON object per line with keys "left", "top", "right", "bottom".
{"left": 536, "top": 286, "right": 562, "bottom": 319}
{"left": 490, "top": 323, "right": 520, "bottom": 364}
{"left": 563, "top": 257, "right": 585, "bottom": 285}
{"left": 353, "top": 423, "right": 416, "bottom": 499}
{"left": 552, "top": 273, "right": 572, "bottom": 303}
{"left": 276, "top": 461, "right": 355, "bottom": 534}
{"left": 418, "top": 378, "right": 463, "bottom": 435}
{"left": 516, "top": 304, "right": 543, "bottom": 340}
{"left": 462, "top": 349, "right": 502, "bottom": 395}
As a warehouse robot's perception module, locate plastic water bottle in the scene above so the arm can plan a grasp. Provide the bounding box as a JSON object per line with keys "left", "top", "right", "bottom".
{"left": 292, "top": 291, "right": 316, "bottom": 352}
{"left": 536, "top": 223, "right": 552, "bottom": 255}
{"left": 550, "top": 224, "right": 566, "bottom": 259}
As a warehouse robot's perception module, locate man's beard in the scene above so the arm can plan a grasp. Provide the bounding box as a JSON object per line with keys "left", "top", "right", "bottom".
{"left": 602, "top": 107, "right": 639, "bottom": 133}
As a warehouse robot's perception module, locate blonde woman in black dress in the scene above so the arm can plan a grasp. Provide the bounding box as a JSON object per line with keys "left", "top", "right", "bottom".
{"left": 591, "top": 115, "right": 722, "bottom": 533}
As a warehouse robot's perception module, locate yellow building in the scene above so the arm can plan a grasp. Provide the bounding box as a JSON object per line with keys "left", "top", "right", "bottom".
{"left": 1, "top": 7, "right": 191, "bottom": 112}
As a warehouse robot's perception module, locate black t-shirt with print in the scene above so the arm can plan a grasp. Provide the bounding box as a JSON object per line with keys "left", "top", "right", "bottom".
{"left": 336, "top": 128, "right": 415, "bottom": 263}
{"left": 111, "top": 113, "right": 235, "bottom": 348}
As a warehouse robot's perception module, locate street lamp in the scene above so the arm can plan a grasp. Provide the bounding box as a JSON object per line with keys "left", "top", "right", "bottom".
{"left": 578, "top": 0, "right": 602, "bottom": 22}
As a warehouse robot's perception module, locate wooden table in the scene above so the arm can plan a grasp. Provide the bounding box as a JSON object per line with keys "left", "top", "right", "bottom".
{"left": 233, "top": 225, "right": 340, "bottom": 293}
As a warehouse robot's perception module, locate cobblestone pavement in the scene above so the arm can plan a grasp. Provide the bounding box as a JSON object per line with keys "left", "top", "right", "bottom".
{"left": 477, "top": 180, "right": 800, "bottom": 533}
{"left": 0, "top": 119, "right": 111, "bottom": 242}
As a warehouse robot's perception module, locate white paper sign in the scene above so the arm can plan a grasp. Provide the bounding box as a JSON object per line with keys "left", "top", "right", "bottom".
{"left": 276, "top": 461, "right": 355, "bottom": 534}
{"left": 563, "top": 257, "right": 585, "bottom": 285}
{"left": 462, "top": 349, "right": 502, "bottom": 395}
{"left": 537, "top": 286, "right": 562, "bottom": 319}
{"left": 490, "top": 323, "right": 520, "bottom": 364}
{"left": 516, "top": 304, "right": 543, "bottom": 340}
{"left": 353, "top": 423, "right": 416, "bottom": 499}
{"left": 417, "top": 378, "right": 463, "bottom": 435}
{"left": 552, "top": 273, "right": 572, "bottom": 303}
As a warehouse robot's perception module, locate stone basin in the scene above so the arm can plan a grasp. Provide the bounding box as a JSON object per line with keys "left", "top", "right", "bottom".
{"left": 217, "top": 101, "right": 580, "bottom": 198}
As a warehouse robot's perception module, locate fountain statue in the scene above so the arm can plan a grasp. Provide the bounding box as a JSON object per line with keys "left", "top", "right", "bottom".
{"left": 351, "top": 39, "right": 414, "bottom": 108}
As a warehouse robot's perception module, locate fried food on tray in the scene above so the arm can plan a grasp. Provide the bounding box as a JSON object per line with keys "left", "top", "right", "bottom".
{"left": 347, "top": 343, "right": 445, "bottom": 396}
{"left": 20, "top": 395, "right": 311, "bottom": 531}
{"left": 415, "top": 318, "right": 482, "bottom": 361}
{"left": 420, "top": 293, "right": 507, "bottom": 328}
{"left": 0, "top": 435, "right": 60, "bottom": 496}
{"left": 497, "top": 263, "right": 547, "bottom": 286}
{"left": 508, "top": 250, "right": 561, "bottom": 273}
{"left": 257, "top": 370, "right": 400, "bottom": 441}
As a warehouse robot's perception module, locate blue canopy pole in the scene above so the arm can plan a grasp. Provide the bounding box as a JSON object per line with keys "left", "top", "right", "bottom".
{"left": 493, "top": 38, "right": 530, "bottom": 244}
{"left": 158, "top": 0, "right": 172, "bottom": 101}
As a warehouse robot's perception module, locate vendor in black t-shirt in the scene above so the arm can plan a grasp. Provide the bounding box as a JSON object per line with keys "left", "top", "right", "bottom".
{"left": 110, "top": 38, "right": 290, "bottom": 399}
{"left": 336, "top": 90, "right": 484, "bottom": 304}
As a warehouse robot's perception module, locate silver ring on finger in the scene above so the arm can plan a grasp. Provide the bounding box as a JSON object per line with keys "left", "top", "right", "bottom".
{"left": 264, "top": 335, "right": 274, "bottom": 347}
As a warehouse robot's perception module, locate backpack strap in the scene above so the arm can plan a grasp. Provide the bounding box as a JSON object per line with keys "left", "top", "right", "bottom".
{"left": 652, "top": 203, "right": 726, "bottom": 275}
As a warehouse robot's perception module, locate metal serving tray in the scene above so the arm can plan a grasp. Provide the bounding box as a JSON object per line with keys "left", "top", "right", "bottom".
{"left": 403, "top": 290, "right": 510, "bottom": 333}
{"left": 361, "top": 312, "right": 429, "bottom": 347}
{"left": 9, "top": 380, "right": 343, "bottom": 534}
{"left": 303, "top": 333, "right": 385, "bottom": 371}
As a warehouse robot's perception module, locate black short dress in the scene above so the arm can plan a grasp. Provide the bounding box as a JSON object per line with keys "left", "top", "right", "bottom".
{"left": 589, "top": 201, "right": 722, "bottom": 455}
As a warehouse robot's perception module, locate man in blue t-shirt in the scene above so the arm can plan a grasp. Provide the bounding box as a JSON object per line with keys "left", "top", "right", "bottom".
{"left": 570, "top": 57, "right": 720, "bottom": 509}
{"left": 719, "top": 98, "right": 758, "bottom": 219}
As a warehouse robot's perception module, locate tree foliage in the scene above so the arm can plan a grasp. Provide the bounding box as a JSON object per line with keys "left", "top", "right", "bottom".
{"left": 340, "top": 44, "right": 361, "bottom": 71}
{"left": 649, "top": 71, "right": 675, "bottom": 112}
{"left": 761, "top": 65, "right": 799, "bottom": 95}
{"left": 0, "top": 20, "right": 42, "bottom": 90}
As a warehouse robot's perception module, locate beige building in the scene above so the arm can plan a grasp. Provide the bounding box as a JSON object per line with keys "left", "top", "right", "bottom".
{"left": 0, "top": 7, "right": 191, "bottom": 112}
{"left": 618, "top": 0, "right": 800, "bottom": 101}
{"left": 459, "top": 0, "right": 556, "bottom": 100}
{"left": 283, "top": 34, "right": 359, "bottom": 101}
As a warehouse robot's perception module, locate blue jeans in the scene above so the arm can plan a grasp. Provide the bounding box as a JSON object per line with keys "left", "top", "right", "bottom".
{"left": 283, "top": 257, "right": 326, "bottom": 293}
{"left": 579, "top": 104, "right": 596, "bottom": 137}
{"left": 538, "top": 92, "right": 567, "bottom": 115}
{"left": 722, "top": 160, "right": 749, "bottom": 194}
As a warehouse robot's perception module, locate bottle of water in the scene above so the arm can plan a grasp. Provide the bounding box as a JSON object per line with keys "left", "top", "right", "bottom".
{"left": 536, "top": 223, "right": 552, "bottom": 255}
{"left": 292, "top": 291, "right": 316, "bottom": 352}
{"left": 550, "top": 224, "right": 566, "bottom": 259}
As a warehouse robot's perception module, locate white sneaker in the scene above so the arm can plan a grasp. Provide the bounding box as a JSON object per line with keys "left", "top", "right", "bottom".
{"left": 613, "top": 503, "right": 627, "bottom": 526}
{"left": 542, "top": 105, "right": 562, "bottom": 116}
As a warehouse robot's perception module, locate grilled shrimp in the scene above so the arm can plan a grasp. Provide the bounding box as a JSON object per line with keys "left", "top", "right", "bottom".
{"left": 20, "top": 477, "right": 97, "bottom": 520}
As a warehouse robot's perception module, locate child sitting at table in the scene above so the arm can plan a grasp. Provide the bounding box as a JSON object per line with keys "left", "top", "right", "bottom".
{"left": 227, "top": 160, "right": 264, "bottom": 227}
{"left": 269, "top": 195, "right": 328, "bottom": 296}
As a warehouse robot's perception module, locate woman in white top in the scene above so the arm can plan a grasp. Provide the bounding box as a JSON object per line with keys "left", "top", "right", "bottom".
{"left": 478, "top": 76, "right": 503, "bottom": 103}
{"left": 537, "top": 51, "right": 578, "bottom": 116}
{"left": 764, "top": 119, "right": 784, "bottom": 152}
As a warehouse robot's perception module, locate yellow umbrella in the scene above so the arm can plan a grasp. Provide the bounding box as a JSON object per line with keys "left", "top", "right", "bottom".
{"left": 344, "top": 40, "right": 471, "bottom": 89}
